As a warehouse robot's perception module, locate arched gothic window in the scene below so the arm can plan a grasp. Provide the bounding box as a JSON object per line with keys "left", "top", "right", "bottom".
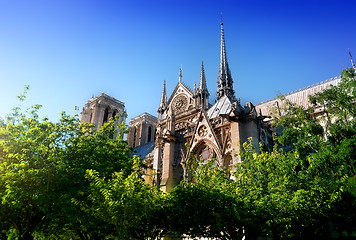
{"left": 112, "top": 110, "right": 117, "bottom": 119}
{"left": 133, "top": 127, "right": 137, "bottom": 147}
{"left": 89, "top": 109, "right": 93, "bottom": 123}
{"left": 103, "top": 107, "right": 109, "bottom": 124}
{"left": 147, "top": 126, "right": 152, "bottom": 143}
{"left": 196, "top": 144, "right": 216, "bottom": 163}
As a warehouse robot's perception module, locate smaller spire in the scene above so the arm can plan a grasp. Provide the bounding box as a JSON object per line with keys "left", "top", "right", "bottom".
{"left": 179, "top": 67, "right": 182, "bottom": 83}
{"left": 196, "top": 61, "right": 210, "bottom": 110}
{"left": 199, "top": 61, "right": 208, "bottom": 92}
{"left": 158, "top": 80, "right": 167, "bottom": 115}
{"left": 349, "top": 49, "right": 356, "bottom": 70}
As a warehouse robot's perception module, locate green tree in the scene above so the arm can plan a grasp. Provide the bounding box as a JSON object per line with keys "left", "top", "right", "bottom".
{"left": 53, "top": 118, "right": 136, "bottom": 239}
{"left": 0, "top": 97, "right": 68, "bottom": 239}
{"left": 235, "top": 139, "right": 346, "bottom": 239}
{"left": 272, "top": 96, "right": 324, "bottom": 157}
{"left": 0, "top": 87, "right": 137, "bottom": 239}
{"left": 236, "top": 68, "right": 356, "bottom": 239}
{"left": 71, "top": 156, "right": 166, "bottom": 240}
{"left": 310, "top": 68, "right": 356, "bottom": 145}
{"left": 164, "top": 157, "right": 245, "bottom": 240}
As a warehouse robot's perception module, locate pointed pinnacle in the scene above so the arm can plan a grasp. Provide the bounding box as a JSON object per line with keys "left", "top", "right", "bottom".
{"left": 199, "top": 60, "right": 207, "bottom": 91}
{"left": 159, "top": 80, "right": 167, "bottom": 110}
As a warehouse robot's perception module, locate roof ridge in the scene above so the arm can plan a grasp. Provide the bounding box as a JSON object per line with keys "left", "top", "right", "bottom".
{"left": 255, "top": 76, "right": 341, "bottom": 106}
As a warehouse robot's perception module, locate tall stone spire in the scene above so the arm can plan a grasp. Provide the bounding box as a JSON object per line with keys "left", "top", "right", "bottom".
{"left": 157, "top": 80, "right": 167, "bottom": 118}
{"left": 217, "top": 21, "right": 236, "bottom": 101}
{"left": 349, "top": 49, "right": 356, "bottom": 70}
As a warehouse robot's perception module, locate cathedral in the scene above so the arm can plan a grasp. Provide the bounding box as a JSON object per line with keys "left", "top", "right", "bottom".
{"left": 127, "top": 22, "right": 270, "bottom": 191}
{"left": 81, "top": 22, "right": 345, "bottom": 192}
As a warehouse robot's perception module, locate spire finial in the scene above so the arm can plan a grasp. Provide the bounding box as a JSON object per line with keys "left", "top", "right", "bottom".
{"left": 349, "top": 49, "right": 356, "bottom": 70}
{"left": 220, "top": 12, "right": 223, "bottom": 25}
{"left": 179, "top": 67, "right": 182, "bottom": 83}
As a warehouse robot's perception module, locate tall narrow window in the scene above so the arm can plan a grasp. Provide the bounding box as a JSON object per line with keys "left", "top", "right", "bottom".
{"left": 147, "top": 126, "right": 152, "bottom": 143}
{"left": 133, "top": 127, "right": 137, "bottom": 147}
{"left": 89, "top": 110, "right": 93, "bottom": 123}
{"left": 103, "top": 107, "right": 109, "bottom": 124}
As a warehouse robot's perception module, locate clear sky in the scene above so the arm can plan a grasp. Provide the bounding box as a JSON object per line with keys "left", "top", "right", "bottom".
{"left": 1, "top": 0, "right": 355, "bottom": 123}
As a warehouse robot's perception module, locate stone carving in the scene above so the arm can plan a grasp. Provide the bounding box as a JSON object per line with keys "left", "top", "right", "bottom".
{"left": 198, "top": 125, "right": 208, "bottom": 137}
{"left": 172, "top": 94, "right": 188, "bottom": 113}
{"left": 198, "top": 145, "right": 214, "bottom": 161}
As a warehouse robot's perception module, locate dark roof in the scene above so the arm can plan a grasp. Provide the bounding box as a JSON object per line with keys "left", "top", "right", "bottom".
{"left": 207, "top": 95, "right": 232, "bottom": 119}
{"left": 133, "top": 142, "right": 155, "bottom": 159}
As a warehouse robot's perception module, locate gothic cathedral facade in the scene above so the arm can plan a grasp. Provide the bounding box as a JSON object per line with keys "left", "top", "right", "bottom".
{"left": 129, "top": 22, "right": 270, "bottom": 192}
{"left": 80, "top": 22, "right": 344, "bottom": 192}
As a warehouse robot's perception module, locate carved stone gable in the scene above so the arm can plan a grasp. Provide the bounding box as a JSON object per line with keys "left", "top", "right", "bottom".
{"left": 189, "top": 111, "right": 222, "bottom": 160}
{"left": 167, "top": 82, "right": 194, "bottom": 115}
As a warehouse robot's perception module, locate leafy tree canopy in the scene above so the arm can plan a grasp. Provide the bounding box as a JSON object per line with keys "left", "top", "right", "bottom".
{"left": 0, "top": 87, "right": 137, "bottom": 239}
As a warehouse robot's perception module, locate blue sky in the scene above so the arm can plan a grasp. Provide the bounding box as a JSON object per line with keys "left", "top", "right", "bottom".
{"left": 1, "top": 0, "right": 355, "bottom": 123}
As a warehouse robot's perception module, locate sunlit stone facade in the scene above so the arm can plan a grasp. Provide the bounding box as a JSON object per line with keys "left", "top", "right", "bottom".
{"left": 81, "top": 93, "right": 127, "bottom": 138}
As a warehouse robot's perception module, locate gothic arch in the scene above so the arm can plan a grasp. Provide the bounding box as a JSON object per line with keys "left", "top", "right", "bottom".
{"left": 89, "top": 108, "right": 94, "bottom": 123}
{"left": 112, "top": 109, "right": 119, "bottom": 120}
{"left": 223, "top": 153, "right": 233, "bottom": 169}
{"left": 191, "top": 140, "right": 221, "bottom": 163}
{"left": 102, "top": 106, "right": 111, "bottom": 124}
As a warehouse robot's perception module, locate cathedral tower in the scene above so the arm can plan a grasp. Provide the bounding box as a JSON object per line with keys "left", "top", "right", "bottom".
{"left": 127, "top": 113, "right": 157, "bottom": 148}
{"left": 81, "top": 93, "right": 127, "bottom": 138}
